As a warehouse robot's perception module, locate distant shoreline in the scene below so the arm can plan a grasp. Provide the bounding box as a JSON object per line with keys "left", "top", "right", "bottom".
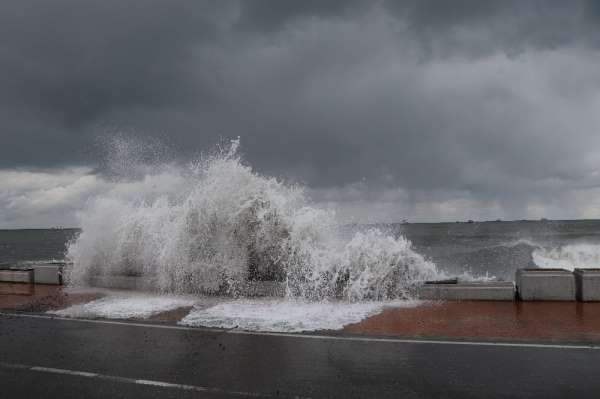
{"left": 3, "top": 218, "right": 600, "bottom": 231}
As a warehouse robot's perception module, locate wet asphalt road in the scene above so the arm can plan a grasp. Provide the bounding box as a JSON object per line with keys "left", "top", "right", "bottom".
{"left": 1, "top": 313, "right": 600, "bottom": 398}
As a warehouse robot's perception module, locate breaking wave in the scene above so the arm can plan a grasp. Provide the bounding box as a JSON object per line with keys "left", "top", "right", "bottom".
{"left": 487, "top": 239, "right": 600, "bottom": 272}
{"left": 532, "top": 243, "right": 600, "bottom": 271}
{"left": 66, "top": 138, "right": 442, "bottom": 300}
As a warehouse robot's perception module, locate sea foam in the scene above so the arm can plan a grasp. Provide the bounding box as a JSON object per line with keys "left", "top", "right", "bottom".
{"left": 180, "top": 298, "right": 422, "bottom": 332}
{"left": 52, "top": 293, "right": 196, "bottom": 319}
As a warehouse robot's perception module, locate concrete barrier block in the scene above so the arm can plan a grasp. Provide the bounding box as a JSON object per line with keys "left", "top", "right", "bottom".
{"left": 516, "top": 268, "right": 575, "bottom": 301}
{"left": 31, "top": 264, "right": 63, "bottom": 285}
{"left": 574, "top": 268, "right": 600, "bottom": 302}
{"left": 0, "top": 269, "right": 34, "bottom": 284}
{"left": 417, "top": 281, "right": 515, "bottom": 301}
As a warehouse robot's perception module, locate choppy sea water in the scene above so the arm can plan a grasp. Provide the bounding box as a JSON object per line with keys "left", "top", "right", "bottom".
{"left": 0, "top": 228, "right": 78, "bottom": 265}
{"left": 388, "top": 219, "right": 600, "bottom": 280}
{"left": 3, "top": 219, "right": 600, "bottom": 282}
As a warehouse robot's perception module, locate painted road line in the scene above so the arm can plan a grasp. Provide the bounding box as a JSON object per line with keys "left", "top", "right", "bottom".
{"left": 1, "top": 311, "right": 599, "bottom": 350}
{"left": 30, "top": 366, "right": 98, "bottom": 378}
{"left": 0, "top": 361, "right": 284, "bottom": 398}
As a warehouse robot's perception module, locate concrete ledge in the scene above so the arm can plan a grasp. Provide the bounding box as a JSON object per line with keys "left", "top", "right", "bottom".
{"left": 574, "top": 268, "right": 600, "bottom": 302}
{"left": 417, "top": 281, "right": 515, "bottom": 301}
{"left": 89, "top": 275, "right": 157, "bottom": 291}
{"left": 243, "top": 281, "right": 286, "bottom": 297}
{"left": 516, "top": 268, "right": 575, "bottom": 301}
{"left": 88, "top": 275, "right": 286, "bottom": 297}
{"left": 88, "top": 275, "right": 222, "bottom": 293}
{"left": 0, "top": 269, "right": 34, "bottom": 284}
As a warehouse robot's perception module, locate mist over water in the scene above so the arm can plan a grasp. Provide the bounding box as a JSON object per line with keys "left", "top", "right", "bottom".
{"left": 65, "top": 138, "right": 442, "bottom": 300}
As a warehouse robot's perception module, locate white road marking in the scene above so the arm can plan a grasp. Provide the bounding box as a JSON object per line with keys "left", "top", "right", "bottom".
{"left": 31, "top": 366, "right": 98, "bottom": 378}
{"left": 0, "top": 361, "right": 280, "bottom": 398}
{"left": 1, "top": 311, "right": 599, "bottom": 350}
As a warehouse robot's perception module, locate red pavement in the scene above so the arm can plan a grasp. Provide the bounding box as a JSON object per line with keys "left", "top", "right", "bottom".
{"left": 4, "top": 282, "right": 600, "bottom": 343}
{"left": 345, "top": 300, "right": 600, "bottom": 343}
{"left": 0, "top": 283, "right": 101, "bottom": 312}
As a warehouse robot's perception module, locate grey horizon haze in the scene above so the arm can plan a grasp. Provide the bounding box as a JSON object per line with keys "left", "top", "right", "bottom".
{"left": 1, "top": 0, "right": 600, "bottom": 228}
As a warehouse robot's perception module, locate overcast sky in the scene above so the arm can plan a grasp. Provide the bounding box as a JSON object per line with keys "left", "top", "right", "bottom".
{"left": 2, "top": 0, "right": 600, "bottom": 228}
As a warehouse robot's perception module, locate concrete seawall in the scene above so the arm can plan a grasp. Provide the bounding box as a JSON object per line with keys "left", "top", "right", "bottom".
{"left": 422, "top": 268, "right": 599, "bottom": 302}
{"left": 3, "top": 266, "right": 600, "bottom": 302}
{"left": 87, "top": 275, "right": 286, "bottom": 297}
{"left": 417, "top": 281, "right": 515, "bottom": 301}
{"left": 83, "top": 268, "right": 599, "bottom": 302}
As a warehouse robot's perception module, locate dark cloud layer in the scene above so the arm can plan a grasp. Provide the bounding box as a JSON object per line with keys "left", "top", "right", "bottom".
{"left": 2, "top": 1, "right": 600, "bottom": 225}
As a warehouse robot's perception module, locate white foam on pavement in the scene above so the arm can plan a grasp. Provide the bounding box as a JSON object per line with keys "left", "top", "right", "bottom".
{"left": 50, "top": 294, "right": 197, "bottom": 319}
{"left": 180, "top": 298, "right": 422, "bottom": 332}
{"left": 50, "top": 291, "right": 422, "bottom": 331}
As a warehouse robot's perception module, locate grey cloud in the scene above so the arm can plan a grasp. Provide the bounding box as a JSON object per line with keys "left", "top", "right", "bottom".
{"left": 235, "top": 0, "right": 369, "bottom": 33}
{"left": 237, "top": 1, "right": 600, "bottom": 55}
{"left": 384, "top": 0, "right": 600, "bottom": 57}
{"left": 0, "top": 0, "right": 224, "bottom": 166}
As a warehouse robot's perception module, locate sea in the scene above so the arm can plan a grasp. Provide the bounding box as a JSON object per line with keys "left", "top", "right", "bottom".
{"left": 3, "top": 219, "right": 600, "bottom": 282}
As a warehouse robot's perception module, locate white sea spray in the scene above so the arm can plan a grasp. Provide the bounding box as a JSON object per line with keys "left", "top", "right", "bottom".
{"left": 66, "top": 138, "right": 442, "bottom": 301}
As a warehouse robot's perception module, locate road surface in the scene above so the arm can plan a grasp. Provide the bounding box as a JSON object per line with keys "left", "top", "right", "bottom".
{"left": 1, "top": 313, "right": 599, "bottom": 398}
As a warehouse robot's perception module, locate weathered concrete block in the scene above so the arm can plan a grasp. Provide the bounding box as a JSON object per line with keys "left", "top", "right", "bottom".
{"left": 516, "top": 268, "right": 575, "bottom": 301}
{"left": 31, "top": 263, "right": 63, "bottom": 285}
{"left": 574, "top": 268, "right": 600, "bottom": 302}
{"left": 0, "top": 269, "right": 34, "bottom": 284}
{"left": 417, "top": 281, "right": 515, "bottom": 301}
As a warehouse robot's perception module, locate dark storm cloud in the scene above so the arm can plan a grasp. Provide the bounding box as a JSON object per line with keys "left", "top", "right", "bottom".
{"left": 0, "top": 0, "right": 227, "bottom": 166}
{"left": 237, "top": 0, "right": 600, "bottom": 54}
{"left": 235, "top": 0, "right": 366, "bottom": 32}
{"left": 385, "top": 1, "right": 594, "bottom": 53}
{"left": 2, "top": 0, "right": 600, "bottom": 225}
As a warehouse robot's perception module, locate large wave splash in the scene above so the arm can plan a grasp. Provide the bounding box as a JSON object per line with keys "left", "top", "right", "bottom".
{"left": 66, "top": 139, "right": 442, "bottom": 301}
